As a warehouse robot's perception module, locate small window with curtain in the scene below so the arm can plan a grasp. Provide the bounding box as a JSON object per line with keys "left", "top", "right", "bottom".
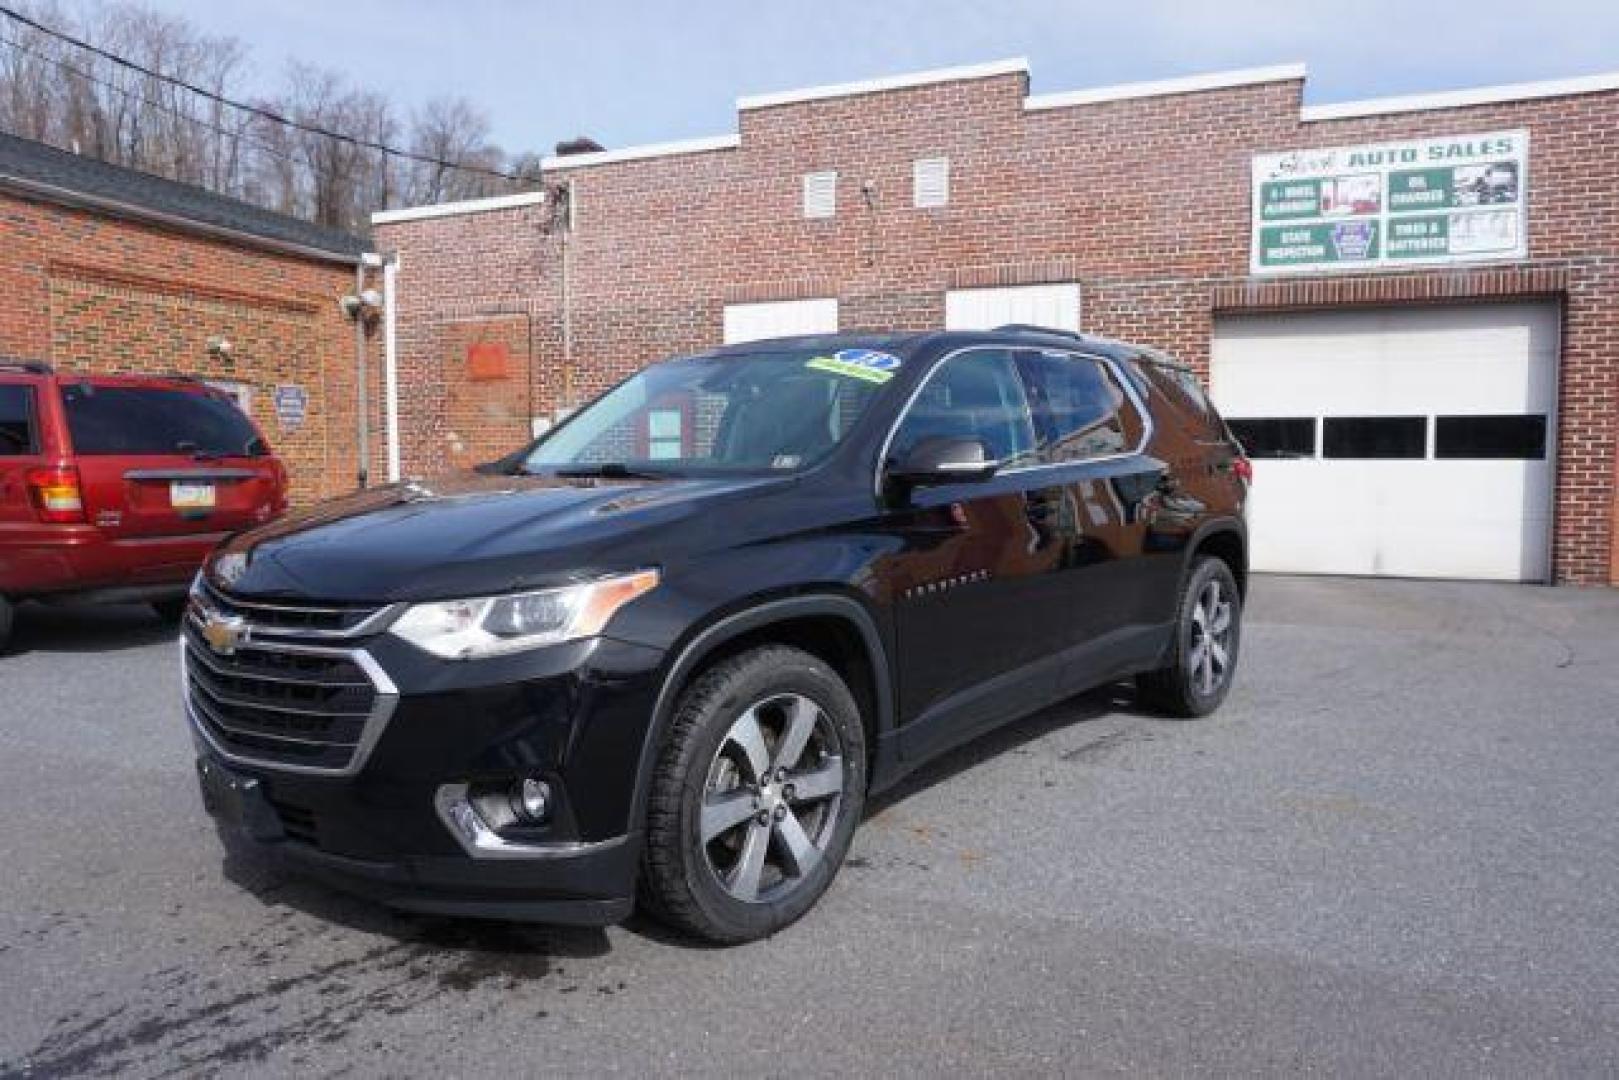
{"left": 1017, "top": 351, "right": 1140, "bottom": 464}
{"left": 0, "top": 385, "right": 37, "bottom": 455}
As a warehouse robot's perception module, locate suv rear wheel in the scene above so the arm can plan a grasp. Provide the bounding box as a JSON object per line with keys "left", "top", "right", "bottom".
{"left": 0, "top": 595, "right": 12, "bottom": 654}
{"left": 641, "top": 644, "right": 866, "bottom": 944}
{"left": 1136, "top": 556, "right": 1242, "bottom": 718}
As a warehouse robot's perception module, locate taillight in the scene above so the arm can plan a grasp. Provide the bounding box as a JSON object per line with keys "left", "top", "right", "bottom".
{"left": 26, "top": 465, "right": 87, "bottom": 524}
{"left": 1231, "top": 456, "right": 1254, "bottom": 484}
{"left": 271, "top": 459, "right": 290, "bottom": 513}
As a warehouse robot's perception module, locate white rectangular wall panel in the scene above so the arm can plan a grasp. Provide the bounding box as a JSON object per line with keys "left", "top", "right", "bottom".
{"left": 722, "top": 298, "right": 839, "bottom": 344}
{"left": 944, "top": 284, "right": 1081, "bottom": 333}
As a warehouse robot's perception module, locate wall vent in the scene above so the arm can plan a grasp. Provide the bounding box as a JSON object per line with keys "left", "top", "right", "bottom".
{"left": 802, "top": 171, "right": 837, "bottom": 219}
{"left": 913, "top": 157, "right": 950, "bottom": 208}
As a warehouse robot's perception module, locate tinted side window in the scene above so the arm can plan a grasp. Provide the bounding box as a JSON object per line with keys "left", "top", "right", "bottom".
{"left": 0, "top": 385, "right": 37, "bottom": 455}
{"left": 889, "top": 349, "right": 1036, "bottom": 465}
{"left": 62, "top": 385, "right": 267, "bottom": 457}
{"left": 1018, "top": 351, "right": 1139, "bottom": 463}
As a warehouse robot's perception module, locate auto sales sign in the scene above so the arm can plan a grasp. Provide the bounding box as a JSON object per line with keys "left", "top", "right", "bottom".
{"left": 1251, "top": 130, "right": 1528, "bottom": 274}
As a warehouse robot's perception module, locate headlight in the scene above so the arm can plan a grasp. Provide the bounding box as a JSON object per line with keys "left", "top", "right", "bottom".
{"left": 387, "top": 569, "right": 659, "bottom": 659}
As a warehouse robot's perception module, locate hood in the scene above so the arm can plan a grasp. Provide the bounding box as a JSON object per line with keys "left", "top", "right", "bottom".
{"left": 210, "top": 470, "right": 787, "bottom": 602}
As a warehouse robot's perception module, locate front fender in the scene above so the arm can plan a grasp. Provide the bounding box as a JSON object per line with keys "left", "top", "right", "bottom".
{"left": 622, "top": 587, "right": 894, "bottom": 835}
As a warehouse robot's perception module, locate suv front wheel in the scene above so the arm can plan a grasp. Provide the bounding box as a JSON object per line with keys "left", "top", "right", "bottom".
{"left": 640, "top": 644, "right": 867, "bottom": 944}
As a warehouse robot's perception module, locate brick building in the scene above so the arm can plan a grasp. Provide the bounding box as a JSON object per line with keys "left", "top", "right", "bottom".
{"left": 0, "top": 132, "right": 382, "bottom": 504}
{"left": 373, "top": 59, "right": 1619, "bottom": 586}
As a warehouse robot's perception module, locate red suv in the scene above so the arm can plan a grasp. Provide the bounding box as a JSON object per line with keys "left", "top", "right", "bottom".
{"left": 0, "top": 362, "right": 288, "bottom": 650}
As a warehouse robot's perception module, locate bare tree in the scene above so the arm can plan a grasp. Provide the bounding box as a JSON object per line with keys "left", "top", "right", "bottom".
{"left": 0, "top": 0, "right": 67, "bottom": 142}
{"left": 0, "top": 0, "right": 540, "bottom": 236}
{"left": 407, "top": 96, "right": 504, "bottom": 205}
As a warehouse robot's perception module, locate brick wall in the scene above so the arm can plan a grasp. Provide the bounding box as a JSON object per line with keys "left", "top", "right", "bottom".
{"left": 442, "top": 313, "right": 536, "bottom": 469}
{"left": 381, "top": 204, "right": 555, "bottom": 477}
{"left": 377, "top": 69, "right": 1619, "bottom": 584}
{"left": 0, "top": 190, "right": 379, "bottom": 504}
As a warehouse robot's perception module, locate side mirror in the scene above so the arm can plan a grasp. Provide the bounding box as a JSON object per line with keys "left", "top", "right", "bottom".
{"left": 886, "top": 436, "right": 999, "bottom": 492}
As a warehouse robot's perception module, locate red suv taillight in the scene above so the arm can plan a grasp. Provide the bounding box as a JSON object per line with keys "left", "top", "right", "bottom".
{"left": 1232, "top": 456, "right": 1253, "bottom": 484}
{"left": 26, "top": 465, "right": 87, "bottom": 524}
{"left": 270, "top": 458, "right": 290, "bottom": 513}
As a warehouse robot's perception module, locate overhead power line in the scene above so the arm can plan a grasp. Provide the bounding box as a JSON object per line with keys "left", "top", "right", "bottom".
{"left": 1, "top": 33, "right": 330, "bottom": 180}
{"left": 0, "top": 2, "right": 527, "bottom": 182}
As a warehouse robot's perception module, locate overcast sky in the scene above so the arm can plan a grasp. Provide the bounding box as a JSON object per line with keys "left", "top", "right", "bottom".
{"left": 140, "top": 0, "right": 1619, "bottom": 157}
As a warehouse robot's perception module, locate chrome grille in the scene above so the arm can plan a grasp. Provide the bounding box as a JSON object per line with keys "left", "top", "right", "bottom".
{"left": 182, "top": 589, "right": 399, "bottom": 776}
{"left": 198, "top": 580, "right": 393, "bottom": 638}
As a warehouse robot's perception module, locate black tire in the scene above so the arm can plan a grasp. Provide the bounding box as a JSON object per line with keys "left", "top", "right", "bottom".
{"left": 1136, "top": 556, "right": 1242, "bottom": 718}
{"left": 0, "top": 595, "right": 12, "bottom": 654}
{"left": 151, "top": 597, "right": 188, "bottom": 623}
{"left": 640, "top": 644, "right": 867, "bottom": 944}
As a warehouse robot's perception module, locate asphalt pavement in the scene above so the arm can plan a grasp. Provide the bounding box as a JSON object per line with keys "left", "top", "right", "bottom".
{"left": 1, "top": 576, "right": 1617, "bottom": 1077}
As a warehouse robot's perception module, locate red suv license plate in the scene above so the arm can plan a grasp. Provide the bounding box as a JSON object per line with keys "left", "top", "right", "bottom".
{"left": 170, "top": 481, "right": 216, "bottom": 509}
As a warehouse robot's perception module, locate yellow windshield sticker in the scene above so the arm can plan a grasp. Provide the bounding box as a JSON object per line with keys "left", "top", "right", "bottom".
{"left": 805, "top": 349, "right": 902, "bottom": 384}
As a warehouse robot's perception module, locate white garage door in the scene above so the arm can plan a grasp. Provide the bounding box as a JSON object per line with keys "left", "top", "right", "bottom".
{"left": 945, "top": 283, "right": 1081, "bottom": 333}
{"left": 1211, "top": 302, "right": 1559, "bottom": 582}
{"left": 723, "top": 298, "right": 839, "bottom": 344}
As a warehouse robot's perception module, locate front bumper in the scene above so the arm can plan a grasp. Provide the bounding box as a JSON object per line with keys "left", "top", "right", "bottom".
{"left": 200, "top": 752, "right": 638, "bottom": 923}
{"left": 187, "top": 630, "right": 666, "bottom": 925}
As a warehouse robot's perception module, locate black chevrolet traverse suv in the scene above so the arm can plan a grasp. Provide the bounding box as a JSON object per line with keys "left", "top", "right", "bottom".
{"left": 184, "top": 326, "right": 1249, "bottom": 943}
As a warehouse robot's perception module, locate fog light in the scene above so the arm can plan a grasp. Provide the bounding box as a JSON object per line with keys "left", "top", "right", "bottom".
{"left": 511, "top": 778, "right": 552, "bottom": 823}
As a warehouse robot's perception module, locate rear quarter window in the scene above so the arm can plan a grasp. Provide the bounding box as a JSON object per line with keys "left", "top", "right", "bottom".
{"left": 1134, "top": 355, "right": 1228, "bottom": 441}
{"left": 62, "top": 384, "right": 267, "bottom": 457}
{"left": 0, "top": 385, "right": 39, "bottom": 455}
{"left": 1017, "top": 350, "right": 1144, "bottom": 461}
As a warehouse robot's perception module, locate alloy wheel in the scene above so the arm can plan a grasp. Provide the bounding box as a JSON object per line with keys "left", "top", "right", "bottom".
{"left": 700, "top": 693, "right": 845, "bottom": 904}
{"left": 1187, "top": 579, "right": 1234, "bottom": 697}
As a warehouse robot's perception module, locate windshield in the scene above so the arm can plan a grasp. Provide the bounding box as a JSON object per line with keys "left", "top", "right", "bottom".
{"left": 523, "top": 347, "right": 901, "bottom": 476}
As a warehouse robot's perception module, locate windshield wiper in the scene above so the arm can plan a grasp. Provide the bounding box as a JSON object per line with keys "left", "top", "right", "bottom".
{"left": 550, "top": 463, "right": 677, "bottom": 480}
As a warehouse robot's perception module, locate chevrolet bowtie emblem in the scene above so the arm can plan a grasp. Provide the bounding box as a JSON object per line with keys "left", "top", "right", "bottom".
{"left": 200, "top": 611, "right": 249, "bottom": 656}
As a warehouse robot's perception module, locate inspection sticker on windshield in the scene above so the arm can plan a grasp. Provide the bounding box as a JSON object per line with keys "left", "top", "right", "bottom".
{"left": 806, "top": 348, "right": 901, "bottom": 384}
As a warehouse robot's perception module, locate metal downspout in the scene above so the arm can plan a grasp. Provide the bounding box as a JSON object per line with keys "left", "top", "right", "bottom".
{"left": 383, "top": 254, "right": 401, "bottom": 482}
{"left": 355, "top": 258, "right": 371, "bottom": 488}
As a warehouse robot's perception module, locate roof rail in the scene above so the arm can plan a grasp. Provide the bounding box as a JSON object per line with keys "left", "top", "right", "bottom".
{"left": 993, "top": 323, "right": 1086, "bottom": 342}
{"left": 1131, "top": 344, "right": 1195, "bottom": 372}
{"left": 0, "top": 359, "right": 53, "bottom": 375}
